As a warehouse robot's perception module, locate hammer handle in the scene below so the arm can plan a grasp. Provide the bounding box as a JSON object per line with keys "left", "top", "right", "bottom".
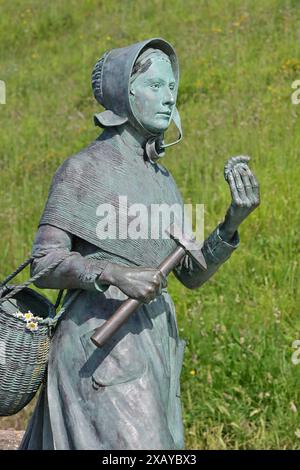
{"left": 91, "top": 246, "right": 185, "bottom": 347}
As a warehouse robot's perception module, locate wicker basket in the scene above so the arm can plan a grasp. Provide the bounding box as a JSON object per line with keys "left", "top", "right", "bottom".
{"left": 0, "top": 252, "right": 71, "bottom": 416}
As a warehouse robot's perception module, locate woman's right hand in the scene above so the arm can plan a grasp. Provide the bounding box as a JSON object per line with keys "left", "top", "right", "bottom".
{"left": 96, "top": 263, "right": 167, "bottom": 304}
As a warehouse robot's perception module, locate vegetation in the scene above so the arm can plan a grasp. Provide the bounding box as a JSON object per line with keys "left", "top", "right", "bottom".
{"left": 0, "top": 0, "right": 300, "bottom": 449}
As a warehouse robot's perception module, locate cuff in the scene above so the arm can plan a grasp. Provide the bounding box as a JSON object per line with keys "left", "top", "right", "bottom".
{"left": 93, "top": 260, "right": 111, "bottom": 293}
{"left": 94, "top": 276, "right": 110, "bottom": 293}
{"left": 78, "top": 259, "right": 110, "bottom": 293}
{"left": 203, "top": 224, "right": 240, "bottom": 264}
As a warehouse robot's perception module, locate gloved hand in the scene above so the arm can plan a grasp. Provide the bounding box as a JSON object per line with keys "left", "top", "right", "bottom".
{"left": 220, "top": 155, "right": 260, "bottom": 241}
{"left": 96, "top": 262, "right": 168, "bottom": 304}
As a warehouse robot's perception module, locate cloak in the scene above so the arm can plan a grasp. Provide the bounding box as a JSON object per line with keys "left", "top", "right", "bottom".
{"left": 38, "top": 129, "right": 190, "bottom": 269}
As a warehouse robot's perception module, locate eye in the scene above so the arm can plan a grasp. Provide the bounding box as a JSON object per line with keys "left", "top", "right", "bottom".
{"left": 150, "top": 83, "right": 161, "bottom": 89}
{"left": 169, "top": 83, "right": 176, "bottom": 91}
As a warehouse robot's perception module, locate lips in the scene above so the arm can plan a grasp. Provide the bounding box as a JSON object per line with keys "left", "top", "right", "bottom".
{"left": 157, "top": 112, "right": 171, "bottom": 117}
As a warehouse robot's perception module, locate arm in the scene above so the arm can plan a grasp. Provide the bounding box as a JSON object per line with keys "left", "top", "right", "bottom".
{"left": 173, "top": 223, "right": 240, "bottom": 289}
{"left": 31, "top": 224, "right": 167, "bottom": 301}
{"left": 173, "top": 155, "right": 260, "bottom": 290}
{"left": 30, "top": 224, "right": 110, "bottom": 292}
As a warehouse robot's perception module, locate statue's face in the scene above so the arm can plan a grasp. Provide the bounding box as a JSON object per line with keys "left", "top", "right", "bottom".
{"left": 129, "top": 57, "right": 177, "bottom": 134}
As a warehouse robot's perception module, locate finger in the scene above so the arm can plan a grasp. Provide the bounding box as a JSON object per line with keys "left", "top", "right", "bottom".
{"left": 224, "top": 157, "right": 239, "bottom": 179}
{"left": 232, "top": 155, "right": 251, "bottom": 165}
{"left": 159, "top": 272, "right": 168, "bottom": 289}
{"left": 151, "top": 271, "right": 167, "bottom": 296}
{"left": 232, "top": 168, "right": 248, "bottom": 203}
{"left": 224, "top": 155, "right": 251, "bottom": 180}
{"left": 224, "top": 159, "right": 236, "bottom": 180}
{"left": 145, "top": 286, "right": 156, "bottom": 303}
{"left": 153, "top": 272, "right": 161, "bottom": 287}
{"left": 245, "top": 167, "right": 260, "bottom": 202}
{"left": 236, "top": 165, "right": 255, "bottom": 203}
{"left": 152, "top": 273, "right": 162, "bottom": 296}
{"left": 225, "top": 155, "right": 251, "bottom": 168}
{"left": 227, "top": 171, "right": 242, "bottom": 205}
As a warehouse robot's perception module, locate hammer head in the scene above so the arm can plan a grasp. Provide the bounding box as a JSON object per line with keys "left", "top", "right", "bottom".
{"left": 165, "top": 223, "right": 207, "bottom": 270}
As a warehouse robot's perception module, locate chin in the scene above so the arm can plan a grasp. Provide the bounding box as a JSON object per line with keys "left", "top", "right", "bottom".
{"left": 145, "top": 121, "right": 170, "bottom": 134}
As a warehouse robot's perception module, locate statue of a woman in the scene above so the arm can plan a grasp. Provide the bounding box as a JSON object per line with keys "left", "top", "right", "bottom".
{"left": 19, "top": 38, "right": 259, "bottom": 450}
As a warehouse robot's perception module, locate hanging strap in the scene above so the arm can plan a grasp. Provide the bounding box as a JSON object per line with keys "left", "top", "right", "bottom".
{"left": 0, "top": 256, "right": 33, "bottom": 288}
{"left": 54, "top": 288, "right": 64, "bottom": 310}
{"left": 47, "top": 288, "right": 81, "bottom": 331}
{"left": 0, "top": 251, "right": 71, "bottom": 306}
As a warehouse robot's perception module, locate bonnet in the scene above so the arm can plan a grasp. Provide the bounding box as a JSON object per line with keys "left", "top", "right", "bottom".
{"left": 91, "top": 37, "right": 183, "bottom": 162}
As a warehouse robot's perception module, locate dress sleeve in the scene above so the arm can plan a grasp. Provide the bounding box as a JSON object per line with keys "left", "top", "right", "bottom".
{"left": 173, "top": 224, "right": 240, "bottom": 289}
{"left": 30, "top": 224, "right": 110, "bottom": 292}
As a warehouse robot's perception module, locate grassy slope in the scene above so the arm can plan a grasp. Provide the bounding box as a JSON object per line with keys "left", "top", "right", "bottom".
{"left": 0, "top": 0, "right": 300, "bottom": 449}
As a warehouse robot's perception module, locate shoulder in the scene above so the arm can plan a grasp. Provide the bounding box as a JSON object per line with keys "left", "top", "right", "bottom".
{"left": 52, "top": 139, "right": 110, "bottom": 183}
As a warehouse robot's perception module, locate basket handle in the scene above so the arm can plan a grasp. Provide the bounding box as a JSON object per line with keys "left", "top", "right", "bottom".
{"left": 54, "top": 288, "right": 64, "bottom": 310}
{"left": 0, "top": 256, "right": 34, "bottom": 288}
{"left": 0, "top": 251, "right": 71, "bottom": 305}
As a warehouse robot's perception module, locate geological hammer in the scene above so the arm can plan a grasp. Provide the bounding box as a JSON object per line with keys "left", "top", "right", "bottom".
{"left": 91, "top": 223, "right": 207, "bottom": 347}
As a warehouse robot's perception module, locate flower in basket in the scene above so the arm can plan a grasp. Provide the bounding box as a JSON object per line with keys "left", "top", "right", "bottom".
{"left": 13, "top": 310, "right": 25, "bottom": 319}
{"left": 25, "top": 321, "right": 39, "bottom": 332}
{"left": 12, "top": 310, "right": 43, "bottom": 329}
{"left": 23, "top": 311, "right": 34, "bottom": 321}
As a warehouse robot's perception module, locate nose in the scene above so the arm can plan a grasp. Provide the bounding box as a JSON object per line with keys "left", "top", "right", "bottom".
{"left": 162, "top": 87, "right": 175, "bottom": 107}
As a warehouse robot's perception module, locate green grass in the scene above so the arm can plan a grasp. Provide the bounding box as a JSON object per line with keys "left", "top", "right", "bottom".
{"left": 1, "top": 0, "right": 300, "bottom": 449}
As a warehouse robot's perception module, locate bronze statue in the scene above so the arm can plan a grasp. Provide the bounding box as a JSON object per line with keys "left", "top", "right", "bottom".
{"left": 19, "top": 38, "right": 260, "bottom": 450}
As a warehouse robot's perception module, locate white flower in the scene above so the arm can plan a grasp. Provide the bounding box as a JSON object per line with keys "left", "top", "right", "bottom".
{"left": 25, "top": 321, "right": 38, "bottom": 332}
{"left": 13, "top": 310, "right": 25, "bottom": 319}
{"left": 24, "top": 311, "right": 34, "bottom": 321}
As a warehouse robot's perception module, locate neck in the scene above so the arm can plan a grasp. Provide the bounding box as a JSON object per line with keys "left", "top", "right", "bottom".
{"left": 118, "top": 122, "right": 148, "bottom": 150}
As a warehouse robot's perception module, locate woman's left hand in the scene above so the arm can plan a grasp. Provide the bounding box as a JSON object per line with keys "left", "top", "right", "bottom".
{"left": 219, "top": 156, "right": 260, "bottom": 241}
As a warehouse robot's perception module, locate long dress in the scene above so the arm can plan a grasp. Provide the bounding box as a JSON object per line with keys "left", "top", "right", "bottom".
{"left": 19, "top": 129, "right": 239, "bottom": 450}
